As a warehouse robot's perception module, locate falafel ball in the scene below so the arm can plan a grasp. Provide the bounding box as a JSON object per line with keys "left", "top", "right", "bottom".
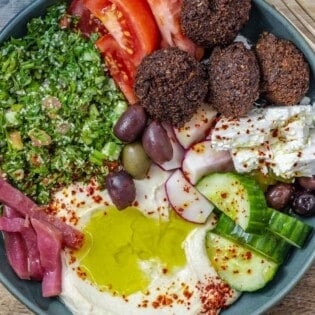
{"left": 134, "top": 47, "right": 208, "bottom": 127}
{"left": 255, "top": 32, "right": 310, "bottom": 105}
{"left": 180, "top": 0, "right": 251, "bottom": 49}
{"left": 208, "top": 42, "right": 260, "bottom": 117}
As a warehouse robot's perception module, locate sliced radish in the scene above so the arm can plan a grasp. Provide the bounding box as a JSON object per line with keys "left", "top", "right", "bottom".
{"left": 165, "top": 169, "right": 214, "bottom": 224}
{"left": 182, "top": 140, "right": 234, "bottom": 185}
{"left": 174, "top": 104, "right": 217, "bottom": 149}
{"left": 159, "top": 123, "right": 184, "bottom": 171}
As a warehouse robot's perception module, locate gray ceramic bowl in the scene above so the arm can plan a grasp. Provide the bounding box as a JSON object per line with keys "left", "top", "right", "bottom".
{"left": 0, "top": 1, "right": 315, "bottom": 314}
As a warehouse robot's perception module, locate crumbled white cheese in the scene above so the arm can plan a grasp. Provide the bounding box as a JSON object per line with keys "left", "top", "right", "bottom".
{"left": 270, "top": 130, "right": 315, "bottom": 178}
{"left": 264, "top": 105, "right": 314, "bottom": 128}
{"left": 210, "top": 108, "right": 272, "bottom": 149}
{"left": 211, "top": 104, "right": 315, "bottom": 178}
{"left": 231, "top": 146, "right": 269, "bottom": 174}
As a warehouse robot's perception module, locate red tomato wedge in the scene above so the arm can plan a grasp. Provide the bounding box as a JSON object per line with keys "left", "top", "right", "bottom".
{"left": 83, "top": 0, "right": 160, "bottom": 67}
{"left": 146, "top": 0, "right": 204, "bottom": 60}
{"left": 96, "top": 35, "right": 138, "bottom": 104}
{"left": 67, "top": 0, "right": 107, "bottom": 37}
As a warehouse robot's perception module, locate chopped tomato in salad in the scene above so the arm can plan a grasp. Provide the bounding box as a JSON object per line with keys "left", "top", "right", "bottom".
{"left": 146, "top": 0, "right": 204, "bottom": 60}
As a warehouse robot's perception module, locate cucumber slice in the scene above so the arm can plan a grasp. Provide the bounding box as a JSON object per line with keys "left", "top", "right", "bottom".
{"left": 206, "top": 232, "right": 279, "bottom": 292}
{"left": 197, "top": 172, "right": 267, "bottom": 233}
{"left": 213, "top": 214, "right": 291, "bottom": 264}
{"left": 267, "top": 208, "right": 312, "bottom": 248}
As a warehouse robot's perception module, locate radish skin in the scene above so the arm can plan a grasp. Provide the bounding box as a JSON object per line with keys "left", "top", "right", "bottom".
{"left": 182, "top": 140, "right": 234, "bottom": 185}
{"left": 174, "top": 104, "right": 217, "bottom": 149}
{"left": 165, "top": 169, "right": 214, "bottom": 223}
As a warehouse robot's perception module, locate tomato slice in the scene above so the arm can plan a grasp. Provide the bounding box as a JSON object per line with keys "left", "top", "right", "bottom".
{"left": 96, "top": 35, "right": 138, "bottom": 104}
{"left": 83, "top": 0, "right": 160, "bottom": 67}
{"left": 68, "top": 0, "right": 107, "bottom": 37}
{"left": 146, "top": 0, "right": 204, "bottom": 60}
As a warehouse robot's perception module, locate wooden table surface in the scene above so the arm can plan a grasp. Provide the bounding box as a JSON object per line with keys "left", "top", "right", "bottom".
{"left": 0, "top": 0, "right": 315, "bottom": 314}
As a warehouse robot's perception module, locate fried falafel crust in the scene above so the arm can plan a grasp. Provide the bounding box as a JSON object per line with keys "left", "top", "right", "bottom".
{"left": 256, "top": 32, "right": 310, "bottom": 105}
{"left": 134, "top": 47, "right": 208, "bottom": 127}
{"left": 208, "top": 42, "right": 260, "bottom": 117}
{"left": 180, "top": 0, "right": 251, "bottom": 49}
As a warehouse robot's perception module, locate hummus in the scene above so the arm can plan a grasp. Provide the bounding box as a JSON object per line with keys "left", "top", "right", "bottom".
{"left": 50, "top": 165, "right": 239, "bottom": 314}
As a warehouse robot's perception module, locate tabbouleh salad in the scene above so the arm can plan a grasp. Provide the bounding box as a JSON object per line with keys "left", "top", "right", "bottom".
{"left": 0, "top": 3, "right": 127, "bottom": 204}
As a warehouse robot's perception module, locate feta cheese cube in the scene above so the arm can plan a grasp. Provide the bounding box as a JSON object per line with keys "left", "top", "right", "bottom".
{"left": 279, "top": 119, "right": 309, "bottom": 143}
{"left": 270, "top": 129, "right": 315, "bottom": 178}
{"left": 211, "top": 108, "right": 272, "bottom": 149}
{"left": 211, "top": 104, "right": 315, "bottom": 179}
{"left": 232, "top": 144, "right": 271, "bottom": 175}
{"left": 265, "top": 105, "right": 314, "bottom": 128}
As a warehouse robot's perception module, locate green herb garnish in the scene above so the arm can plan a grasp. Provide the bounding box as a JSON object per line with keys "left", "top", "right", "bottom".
{"left": 0, "top": 3, "right": 127, "bottom": 204}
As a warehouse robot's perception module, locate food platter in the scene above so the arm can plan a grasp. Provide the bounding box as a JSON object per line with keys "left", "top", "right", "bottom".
{"left": 0, "top": 0, "right": 315, "bottom": 314}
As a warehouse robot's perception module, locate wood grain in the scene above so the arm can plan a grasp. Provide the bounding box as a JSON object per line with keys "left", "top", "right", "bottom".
{"left": 265, "top": 0, "right": 315, "bottom": 50}
{"left": 0, "top": 283, "right": 32, "bottom": 315}
{"left": 0, "top": 0, "right": 315, "bottom": 315}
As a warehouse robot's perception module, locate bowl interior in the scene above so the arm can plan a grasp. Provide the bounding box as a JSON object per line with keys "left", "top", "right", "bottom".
{"left": 0, "top": 0, "right": 314, "bottom": 314}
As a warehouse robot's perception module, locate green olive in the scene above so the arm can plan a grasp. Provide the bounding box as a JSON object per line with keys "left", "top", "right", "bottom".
{"left": 122, "top": 142, "right": 151, "bottom": 179}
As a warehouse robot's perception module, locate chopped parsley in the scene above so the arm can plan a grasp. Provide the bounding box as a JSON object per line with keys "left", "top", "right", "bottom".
{"left": 0, "top": 3, "right": 127, "bottom": 204}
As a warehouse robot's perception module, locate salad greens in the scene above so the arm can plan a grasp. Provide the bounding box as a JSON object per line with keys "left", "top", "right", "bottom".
{"left": 0, "top": 3, "right": 127, "bottom": 204}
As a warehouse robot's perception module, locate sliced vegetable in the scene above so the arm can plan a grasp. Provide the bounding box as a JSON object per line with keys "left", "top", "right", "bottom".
{"left": 182, "top": 140, "right": 234, "bottom": 185}
{"left": 197, "top": 173, "right": 267, "bottom": 233}
{"left": 0, "top": 217, "right": 28, "bottom": 232}
{"left": 206, "top": 232, "right": 279, "bottom": 292}
{"left": 213, "top": 213, "right": 291, "bottom": 264}
{"left": 146, "top": 0, "right": 204, "bottom": 59}
{"left": 165, "top": 169, "right": 214, "bottom": 223}
{"left": 0, "top": 179, "right": 84, "bottom": 249}
{"left": 84, "top": 0, "right": 160, "bottom": 66}
{"left": 31, "top": 218, "right": 62, "bottom": 297}
{"left": 2, "top": 206, "right": 29, "bottom": 280}
{"left": 67, "top": 0, "right": 107, "bottom": 37}
{"left": 159, "top": 123, "right": 184, "bottom": 171}
{"left": 267, "top": 208, "right": 312, "bottom": 248}
{"left": 174, "top": 104, "right": 217, "bottom": 149}
{"left": 1, "top": 206, "right": 43, "bottom": 281}
{"left": 96, "top": 34, "right": 138, "bottom": 104}
{"left": 20, "top": 224, "right": 44, "bottom": 281}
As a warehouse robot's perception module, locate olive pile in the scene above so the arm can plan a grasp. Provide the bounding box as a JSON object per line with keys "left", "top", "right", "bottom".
{"left": 265, "top": 177, "right": 315, "bottom": 216}
{"left": 106, "top": 105, "right": 174, "bottom": 209}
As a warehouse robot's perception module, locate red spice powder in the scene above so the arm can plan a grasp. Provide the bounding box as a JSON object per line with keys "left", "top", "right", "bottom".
{"left": 92, "top": 195, "right": 103, "bottom": 203}
{"left": 197, "top": 278, "right": 234, "bottom": 313}
{"left": 76, "top": 266, "right": 87, "bottom": 280}
{"left": 183, "top": 184, "right": 191, "bottom": 193}
{"left": 152, "top": 294, "right": 173, "bottom": 308}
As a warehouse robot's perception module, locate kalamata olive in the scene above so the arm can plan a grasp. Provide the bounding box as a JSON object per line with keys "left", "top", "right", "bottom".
{"left": 292, "top": 192, "right": 315, "bottom": 216}
{"left": 113, "top": 105, "right": 147, "bottom": 143}
{"left": 122, "top": 142, "right": 151, "bottom": 179}
{"left": 298, "top": 176, "right": 315, "bottom": 190}
{"left": 142, "top": 121, "right": 173, "bottom": 164}
{"left": 265, "top": 183, "right": 294, "bottom": 210}
{"left": 105, "top": 170, "right": 136, "bottom": 210}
